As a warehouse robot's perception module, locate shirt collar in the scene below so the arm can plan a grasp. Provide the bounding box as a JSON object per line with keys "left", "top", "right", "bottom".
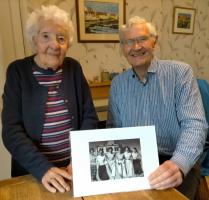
{"left": 131, "top": 57, "right": 158, "bottom": 85}
{"left": 148, "top": 57, "right": 158, "bottom": 73}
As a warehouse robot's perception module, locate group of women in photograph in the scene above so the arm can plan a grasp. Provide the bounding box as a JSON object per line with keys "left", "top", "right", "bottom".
{"left": 89, "top": 145, "right": 144, "bottom": 181}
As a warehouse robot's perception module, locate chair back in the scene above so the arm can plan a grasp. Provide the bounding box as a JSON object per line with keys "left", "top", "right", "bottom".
{"left": 197, "top": 79, "right": 209, "bottom": 176}
{"left": 197, "top": 79, "right": 209, "bottom": 142}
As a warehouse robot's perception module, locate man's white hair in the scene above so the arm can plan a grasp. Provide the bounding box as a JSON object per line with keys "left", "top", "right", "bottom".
{"left": 119, "top": 16, "right": 158, "bottom": 41}
{"left": 26, "top": 5, "right": 74, "bottom": 49}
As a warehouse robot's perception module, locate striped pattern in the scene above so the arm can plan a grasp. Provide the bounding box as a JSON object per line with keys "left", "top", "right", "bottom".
{"left": 107, "top": 58, "right": 208, "bottom": 175}
{"left": 33, "top": 67, "right": 71, "bottom": 165}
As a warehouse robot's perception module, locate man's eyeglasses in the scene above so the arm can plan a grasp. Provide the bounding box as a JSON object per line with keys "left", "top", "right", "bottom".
{"left": 120, "top": 35, "right": 151, "bottom": 47}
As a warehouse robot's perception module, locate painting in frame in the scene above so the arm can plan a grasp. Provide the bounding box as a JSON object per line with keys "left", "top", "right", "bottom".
{"left": 70, "top": 126, "right": 159, "bottom": 197}
{"left": 75, "top": 0, "right": 126, "bottom": 42}
{"left": 173, "top": 7, "right": 196, "bottom": 34}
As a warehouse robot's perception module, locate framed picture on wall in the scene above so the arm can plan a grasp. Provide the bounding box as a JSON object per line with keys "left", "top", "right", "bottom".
{"left": 173, "top": 7, "right": 196, "bottom": 34}
{"left": 75, "top": 0, "right": 126, "bottom": 42}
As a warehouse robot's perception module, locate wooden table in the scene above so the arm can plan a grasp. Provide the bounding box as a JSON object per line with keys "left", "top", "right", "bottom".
{"left": 206, "top": 176, "right": 209, "bottom": 190}
{"left": 84, "top": 189, "right": 188, "bottom": 200}
{"left": 0, "top": 175, "right": 78, "bottom": 200}
{"left": 0, "top": 175, "right": 188, "bottom": 200}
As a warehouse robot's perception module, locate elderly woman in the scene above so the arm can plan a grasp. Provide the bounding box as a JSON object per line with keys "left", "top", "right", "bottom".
{"left": 2, "top": 5, "right": 98, "bottom": 193}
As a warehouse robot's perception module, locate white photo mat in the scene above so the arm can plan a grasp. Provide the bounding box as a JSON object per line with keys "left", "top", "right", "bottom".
{"left": 70, "top": 126, "right": 159, "bottom": 197}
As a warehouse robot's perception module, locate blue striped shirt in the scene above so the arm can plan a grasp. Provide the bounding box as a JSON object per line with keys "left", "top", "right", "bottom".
{"left": 107, "top": 58, "right": 208, "bottom": 175}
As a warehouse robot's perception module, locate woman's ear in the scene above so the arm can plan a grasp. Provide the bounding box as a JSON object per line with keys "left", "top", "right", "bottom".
{"left": 32, "top": 35, "right": 36, "bottom": 43}
{"left": 32, "top": 35, "right": 38, "bottom": 47}
{"left": 31, "top": 35, "right": 38, "bottom": 52}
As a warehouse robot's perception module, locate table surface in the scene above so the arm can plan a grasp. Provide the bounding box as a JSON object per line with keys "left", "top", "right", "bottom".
{"left": 206, "top": 176, "right": 209, "bottom": 189}
{"left": 0, "top": 175, "right": 188, "bottom": 200}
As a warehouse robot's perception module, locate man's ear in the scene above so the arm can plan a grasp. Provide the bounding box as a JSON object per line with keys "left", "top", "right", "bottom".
{"left": 152, "top": 36, "right": 158, "bottom": 48}
{"left": 67, "top": 42, "right": 70, "bottom": 49}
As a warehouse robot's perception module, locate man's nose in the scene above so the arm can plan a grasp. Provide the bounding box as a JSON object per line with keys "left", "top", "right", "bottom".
{"left": 132, "top": 40, "right": 143, "bottom": 49}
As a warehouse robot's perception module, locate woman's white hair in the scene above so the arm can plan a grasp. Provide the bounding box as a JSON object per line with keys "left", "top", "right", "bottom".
{"left": 26, "top": 5, "right": 74, "bottom": 49}
{"left": 119, "top": 16, "right": 158, "bottom": 41}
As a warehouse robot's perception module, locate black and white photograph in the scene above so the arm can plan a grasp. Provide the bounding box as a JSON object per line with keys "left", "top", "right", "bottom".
{"left": 89, "top": 139, "right": 144, "bottom": 182}
{"left": 70, "top": 126, "right": 158, "bottom": 197}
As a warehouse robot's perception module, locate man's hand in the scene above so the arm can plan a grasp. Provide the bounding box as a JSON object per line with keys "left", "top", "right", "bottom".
{"left": 42, "top": 167, "right": 71, "bottom": 193}
{"left": 148, "top": 160, "right": 183, "bottom": 189}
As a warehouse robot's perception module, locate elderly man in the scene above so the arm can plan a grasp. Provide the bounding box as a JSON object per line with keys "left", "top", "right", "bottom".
{"left": 107, "top": 16, "right": 208, "bottom": 199}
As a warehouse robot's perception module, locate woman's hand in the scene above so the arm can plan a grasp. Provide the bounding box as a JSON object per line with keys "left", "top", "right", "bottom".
{"left": 42, "top": 167, "right": 71, "bottom": 193}
{"left": 148, "top": 160, "right": 183, "bottom": 189}
{"left": 66, "top": 163, "right": 72, "bottom": 175}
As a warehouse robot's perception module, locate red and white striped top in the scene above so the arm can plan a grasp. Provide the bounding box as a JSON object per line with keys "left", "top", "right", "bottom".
{"left": 33, "top": 66, "right": 72, "bottom": 166}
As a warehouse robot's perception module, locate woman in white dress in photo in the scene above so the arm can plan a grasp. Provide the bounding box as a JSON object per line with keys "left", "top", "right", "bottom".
{"left": 115, "top": 147, "right": 126, "bottom": 178}
{"left": 106, "top": 147, "right": 116, "bottom": 179}
{"left": 124, "top": 146, "right": 134, "bottom": 178}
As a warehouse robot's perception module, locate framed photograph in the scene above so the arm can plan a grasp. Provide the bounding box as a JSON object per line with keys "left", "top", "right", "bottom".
{"left": 70, "top": 126, "right": 159, "bottom": 197}
{"left": 173, "top": 7, "right": 196, "bottom": 34}
{"left": 75, "top": 0, "right": 126, "bottom": 42}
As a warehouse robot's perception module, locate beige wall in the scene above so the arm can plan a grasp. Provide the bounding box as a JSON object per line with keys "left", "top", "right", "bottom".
{"left": 19, "top": 0, "right": 209, "bottom": 82}
{"left": 0, "top": 33, "right": 11, "bottom": 180}
{"left": 0, "top": 0, "right": 15, "bottom": 180}
{"left": 0, "top": 0, "right": 25, "bottom": 180}
{"left": 0, "top": 0, "right": 208, "bottom": 180}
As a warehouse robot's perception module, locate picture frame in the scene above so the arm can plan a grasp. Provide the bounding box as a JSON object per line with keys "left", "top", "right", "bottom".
{"left": 75, "top": 0, "right": 126, "bottom": 42}
{"left": 70, "top": 126, "right": 159, "bottom": 197}
{"left": 173, "top": 7, "right": 196, "bottom": 34}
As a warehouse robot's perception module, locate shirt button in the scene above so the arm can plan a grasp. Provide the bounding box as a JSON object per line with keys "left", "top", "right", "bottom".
{"left": 65, "top": 99, "right": 68, "bottom": 103}
{"left": 72, "top": 116, "right": 74, "bottom": 119}
{"left": 56, "top": 86, "right": 59, "bottom": 89}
